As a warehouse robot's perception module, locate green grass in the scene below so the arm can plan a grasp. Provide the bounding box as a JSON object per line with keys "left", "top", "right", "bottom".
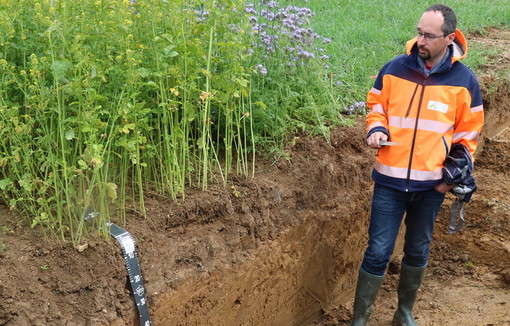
{"left": 308, "top": 0, "right": 510, "bottom": 99}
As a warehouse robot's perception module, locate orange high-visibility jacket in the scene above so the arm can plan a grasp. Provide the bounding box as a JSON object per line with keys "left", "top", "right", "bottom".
{"left": 366, "top": 29, "right": 484, "bottom": 192}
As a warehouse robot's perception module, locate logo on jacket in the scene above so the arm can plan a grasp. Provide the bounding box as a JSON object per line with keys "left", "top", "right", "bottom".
{"left": 427, "top": 100, "right": 449, "bottom": 113}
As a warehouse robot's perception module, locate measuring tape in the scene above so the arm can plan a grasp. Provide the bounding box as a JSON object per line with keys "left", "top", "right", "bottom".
{"left": 85, "top": 209, "right": 152, "bottom": 326}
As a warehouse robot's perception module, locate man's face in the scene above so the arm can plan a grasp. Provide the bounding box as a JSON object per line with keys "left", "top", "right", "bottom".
{"left": 416, "top": 11, "right": 455, "bottom": 66}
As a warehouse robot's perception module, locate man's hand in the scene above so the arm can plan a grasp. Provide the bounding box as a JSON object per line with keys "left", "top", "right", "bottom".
{"left": 367, "top": 131, "right": 388, "bottom": 149}
{"left": 434, "top": 182, "right": 455, "bottom": 193}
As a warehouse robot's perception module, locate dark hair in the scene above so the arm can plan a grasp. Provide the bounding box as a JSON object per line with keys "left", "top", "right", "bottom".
{"left": 425, "top": 4, "right": 457, "bottom": 35}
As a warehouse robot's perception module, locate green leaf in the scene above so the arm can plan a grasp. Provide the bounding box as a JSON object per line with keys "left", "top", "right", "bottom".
{"left": 50, "top": 60, "right": 72, "bottom": 80}
{"left": 65, "top": 129, "right": 75, "bottom": 140}
{"left": 161, "top": 34, "right": 173, "bottom": 42}
{"left": 18, "top": 175, "right": 33, "bottom": 192}
{"left": 106, "top": 182, "right": 117, "bottom": 200}
{"left": 0, "top": 178, "right": 12, "bottom": 191}
{"left": 166, "top": 51, "right": 179, "bottom": 57}
{"left": 47, "top": 25, "right": 58, "bottom": 33}
{"left": 139, "top": 68, "right": 149, "bottom": 78}
{"left": 164, "top": 45, "right": 179, "bottom": 57}
{"left": 255, "top": 101, "right": 267, "bottom": 110}
{"left": 78, "top": 159, "right": 88, "bottom": 170}
{"left": 233, "top": 77, "right": 248, "bottom": 88}
{"left": 145, "top": 81, "right": 159, "bottom": 88}
{"left": 31, "top": 212, "right": 48, "bottom": 228}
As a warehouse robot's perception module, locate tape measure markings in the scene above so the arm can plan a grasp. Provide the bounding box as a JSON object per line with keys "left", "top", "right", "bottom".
{"left": 85, "top": 209, "right": 152, "bottom": 326}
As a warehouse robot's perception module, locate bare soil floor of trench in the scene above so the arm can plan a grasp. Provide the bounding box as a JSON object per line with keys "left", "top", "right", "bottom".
{"left": 1, "top": 30, "right": 510, "bottom": 326}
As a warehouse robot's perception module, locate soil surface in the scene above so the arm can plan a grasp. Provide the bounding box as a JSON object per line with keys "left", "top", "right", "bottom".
{"left": 1, "top": 30, "right": 509, "bottom": 326}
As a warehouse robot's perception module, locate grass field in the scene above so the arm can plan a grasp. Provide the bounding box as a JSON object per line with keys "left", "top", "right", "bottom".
{"left": 308, "top": 0, "right": 510, "bottom": 96}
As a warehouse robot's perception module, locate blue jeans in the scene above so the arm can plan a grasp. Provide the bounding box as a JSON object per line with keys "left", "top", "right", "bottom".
{"left": 361, "top": 183, "right": 445, "bottom": 276}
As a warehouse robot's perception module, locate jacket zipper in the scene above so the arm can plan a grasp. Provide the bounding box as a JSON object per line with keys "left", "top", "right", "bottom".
{"left": 406, "top": 80, "right": 427, "bottom": 191}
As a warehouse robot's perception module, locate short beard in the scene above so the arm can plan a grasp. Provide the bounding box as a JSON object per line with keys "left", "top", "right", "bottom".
{"left": 418, "top": 48, "right": 430, "bottom": 61}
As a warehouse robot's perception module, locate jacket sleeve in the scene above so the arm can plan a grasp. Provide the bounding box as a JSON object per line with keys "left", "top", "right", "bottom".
{"left": 365, "top": 63, "right": 390, "bottom": 138}
{"left": 452, "top": 73, "right": 484, "bottom": 159}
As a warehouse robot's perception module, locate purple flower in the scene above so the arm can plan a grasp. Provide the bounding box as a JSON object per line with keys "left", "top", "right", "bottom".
{"left": 246, "top": 1, "right": 332, "bottom": 67}
{"left": 267, "top": 1, "right": 277, "bottom": 8}
{"left": 245, "top": 4, "right": 257, "bottom": 15}
{"left": 298, "top": 50, "right": 315, "bottom": 58}
{"left": 194, "top": 9, "right": 209, "bottom": 22}
{"left": 229, "top": 23, "right": 241, "bottom": 33}
{"left": 255, "top": 64, "right": 268, "bottom": 75}
{"left": 341, "top": 101, "right": 368, "bottom": 115}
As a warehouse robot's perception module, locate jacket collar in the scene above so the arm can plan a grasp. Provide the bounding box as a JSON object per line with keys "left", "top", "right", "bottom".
{"left": 418, "top": 47, "right": 451, "bottom": 77}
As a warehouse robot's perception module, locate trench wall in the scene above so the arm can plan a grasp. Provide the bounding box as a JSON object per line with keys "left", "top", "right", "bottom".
{"left": 153, "top": 212, "right": 365, "bottom": 326}
{"left": 149, "top": 124, "right": 386, "bottom": 326}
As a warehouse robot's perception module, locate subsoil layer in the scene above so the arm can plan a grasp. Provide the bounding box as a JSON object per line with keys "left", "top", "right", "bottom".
{"left": 1, "top": 29, "right": 509, "bottom": 326}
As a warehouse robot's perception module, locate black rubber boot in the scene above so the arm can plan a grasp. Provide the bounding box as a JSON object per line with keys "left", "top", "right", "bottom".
{"left": 392, "top": 263, "right": 426, "bottom": 326}
{"left": 350, "top": 268, "right": 385, "bottom": 326}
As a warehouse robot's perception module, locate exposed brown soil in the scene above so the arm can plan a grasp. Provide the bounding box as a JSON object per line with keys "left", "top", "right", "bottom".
{"left": 1, "top": 30, "right": 509, "bottom": 326}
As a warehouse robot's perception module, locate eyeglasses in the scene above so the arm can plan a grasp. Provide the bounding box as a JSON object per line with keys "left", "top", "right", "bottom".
{"left": 416, "top": 31, "right": 446, "bottom": 40}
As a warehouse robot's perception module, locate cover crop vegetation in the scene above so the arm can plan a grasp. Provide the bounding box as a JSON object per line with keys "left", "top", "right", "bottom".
{"left": 0, "top": 0, "right": 349, "bottom": 242}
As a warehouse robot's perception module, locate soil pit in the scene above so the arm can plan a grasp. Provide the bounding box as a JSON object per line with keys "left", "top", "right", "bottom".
{"left": 1, "top": 30, "right": 510, "bottom": 326}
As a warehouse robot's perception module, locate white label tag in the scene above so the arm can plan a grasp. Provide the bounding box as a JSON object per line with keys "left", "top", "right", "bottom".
{"left": 119, "top": 235, "right": 135, "bottom": 254}
{"left": 427, "top": 100, "right": 449, "bottom": 113}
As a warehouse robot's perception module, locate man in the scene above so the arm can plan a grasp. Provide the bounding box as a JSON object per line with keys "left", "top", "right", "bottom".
{"left": 351, "top": 4, "right": 484, "bottom": 326}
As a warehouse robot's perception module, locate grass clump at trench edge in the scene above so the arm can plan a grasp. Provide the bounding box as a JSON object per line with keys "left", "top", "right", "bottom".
{"left": 0, "top": 0, "right": 350, "bottom": 242}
